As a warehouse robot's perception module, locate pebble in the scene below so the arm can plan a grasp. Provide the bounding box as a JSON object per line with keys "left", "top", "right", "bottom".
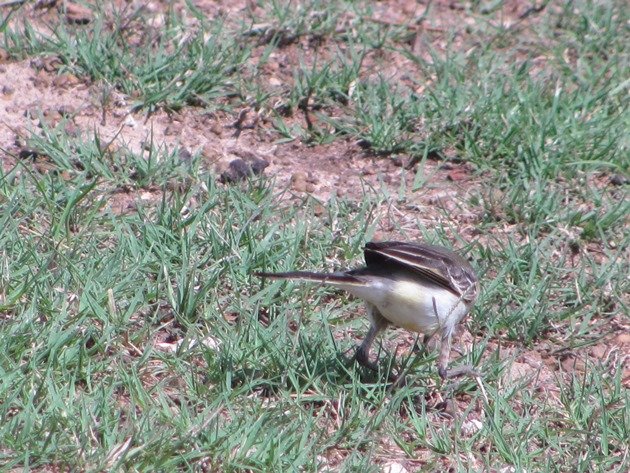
{"left": 18, "top": 149, "right": 40, "bottom": 160}
{"left": 220, "top": 159, "right": 251, "bottom": 183}
{"left": 208, "top": 121, "right": 223, "bottom": 136}
{"left": 165, "top": 123, "right": 183, "bottom": 136}
{"left": 610, "top": 174, "right": 629, "bottom": 186}
{"left": 64, "top": 122, "right": 81, "bottom": 136}
{"left": 123, "top": 115, "right": 137, "bottom": 128}
{"left": 383, "top": 463, "right": 409, "bottom": 473}
{"left": 64, "top": 2, "right": 92, "bottom": 24}
{"left": 52, "top": 73, "right": 80, "bottom": 88}
{"left": 313, "top": 204, "right": 325, "bottom": 216}
{"left": 42, "top": 109, "right": 63, "bottom": 127}
{"left": 219, "top": 157, "right": 269, "bottom": 184}
{"left": 291, "top": 172, "right": 307, "bottom": 192}
{"left": 58, "top": 105, "right": 76, "bottom": 117}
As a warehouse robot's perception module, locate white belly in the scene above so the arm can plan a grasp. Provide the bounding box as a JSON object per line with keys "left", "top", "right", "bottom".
{"left": 340, "top": 278, "right": 469, "bottom": 335}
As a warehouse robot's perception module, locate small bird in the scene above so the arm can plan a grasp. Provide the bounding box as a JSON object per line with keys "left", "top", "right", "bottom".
{"left": 256, "top": 241, "right": 480, "bottom": 380}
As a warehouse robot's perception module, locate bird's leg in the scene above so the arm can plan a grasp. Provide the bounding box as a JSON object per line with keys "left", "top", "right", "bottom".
{"left": 355, "top": 305, "right": 391, "bottom": 374}
{"left": 355, "top": 323, "right": 381, "bottom": 372}
{"left": 412, "top": 333, "right": 432, "bottom": 353}
{"left": 437, "top": 332, "right": 451, "bottom": 379}
{"left": 411, "top": 333, "right": 431, "bottom": 353}
{"left": 437, "top": 331, "right": 480, "bottom": 379}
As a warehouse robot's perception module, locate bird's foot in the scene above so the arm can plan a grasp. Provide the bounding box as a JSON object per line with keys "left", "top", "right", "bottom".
{"left": 438, "top": 364, "right": 481, "bottom": 380}
{"left": 355, "top": 349, "right": 402, "bottom": 384}
{"left": 355, "top": 349, "right": 379, "bottom": 372}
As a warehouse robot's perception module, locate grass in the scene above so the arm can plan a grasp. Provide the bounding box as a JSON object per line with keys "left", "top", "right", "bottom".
{"left": 1, "top": 0, "right": 629, "bottom": 471}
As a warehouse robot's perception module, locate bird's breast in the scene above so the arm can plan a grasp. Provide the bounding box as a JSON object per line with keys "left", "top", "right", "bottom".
{"left": 348, "top": 278, "right": 469, "bottom": 334}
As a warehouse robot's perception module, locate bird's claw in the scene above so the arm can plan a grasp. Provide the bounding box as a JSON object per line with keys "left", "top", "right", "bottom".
{"left": 439, "top": 365, "right": 481, "bottom": 380}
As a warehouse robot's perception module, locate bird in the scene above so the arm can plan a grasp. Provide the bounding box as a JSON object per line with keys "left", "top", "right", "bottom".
{"left": 255, "top": 241, "right": 480, "bottom": 380}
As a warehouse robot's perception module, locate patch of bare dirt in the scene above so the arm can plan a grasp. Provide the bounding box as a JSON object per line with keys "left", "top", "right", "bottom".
{"left": 0, "top": 54, "right": 484, "bottom": 242}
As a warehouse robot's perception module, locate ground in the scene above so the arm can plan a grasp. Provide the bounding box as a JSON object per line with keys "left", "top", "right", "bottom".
{"left": 0, "top": 0, "right": 628, "bottom": 471}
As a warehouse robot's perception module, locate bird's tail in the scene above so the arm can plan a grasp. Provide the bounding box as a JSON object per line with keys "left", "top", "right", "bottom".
{"left": 254, "top": 271, "right": 367, "bottom": 286}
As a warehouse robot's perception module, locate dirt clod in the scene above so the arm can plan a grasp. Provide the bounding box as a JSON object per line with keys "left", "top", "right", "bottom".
{"left": 219, "top": 157, "right": 269, "bottom": 183}
{"left": 53, "top": 73, "right": 81, "bottom": 88}
{"left": 610, "top": 174, "right": 629, "bottom": 186}
{"left": 64, "top": 2, "right": 92, "bottom": 24}
{"left": 291, "top": 172, "right": 308, "bottom": 192}
{"left": 165, "top": 123, "right": 183, "bottom": 136}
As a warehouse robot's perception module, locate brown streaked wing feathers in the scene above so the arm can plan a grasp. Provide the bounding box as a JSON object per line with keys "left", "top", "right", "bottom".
{"left": 364, "top": 241, "right": 477, "bottom": 301}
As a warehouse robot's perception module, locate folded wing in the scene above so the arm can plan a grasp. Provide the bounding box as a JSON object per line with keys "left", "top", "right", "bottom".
{"left": 364, "top": 241, "right": 478, "bottom": 302}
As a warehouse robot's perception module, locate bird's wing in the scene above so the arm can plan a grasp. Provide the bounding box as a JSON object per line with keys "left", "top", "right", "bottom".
{"left": 363, "top": 241, "right": 478, "bottom": 302}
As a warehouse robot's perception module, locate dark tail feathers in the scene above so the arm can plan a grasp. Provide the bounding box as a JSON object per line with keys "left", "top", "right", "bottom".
{"left": 254, "top": 271, "right": 365, "bottom": 285}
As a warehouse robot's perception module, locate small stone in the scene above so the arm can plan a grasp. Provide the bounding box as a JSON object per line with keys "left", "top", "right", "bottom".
{"left": 64, "top": 122, "right": 81, "bottom": 136}
{"left": 53, "top": 73, "right": 80, "bottom": 88}
{"left": 14, "top": 135, "right": 27, "bottom": 149}
{"left": 461, "top": 419, "right": 483, "bottom": 436}
{"left": 291, "top": 179, "right": 307, "bottom": 192}
{"left": 383, "top": 463, "right": 409, "bottom": 473}
{"left": 249, "top": 157, "right": 269, "bottom": 175}
{"left": 19, "top": 149, "right": 40, "bottom": 160}
{"left": 165, "top": 123, "right": 183, "bottom": 136}
{"left": 610, "top": 174, "right": 629, "bottom": 186}
{"left": 217, "top": 151, "right": 269, "bottom": 183}
{"left": 390, "top": 155, "right": 405, "bottom": 167}
{"left": 42, "top": 109, "right": 63, "bottom": 127}
{"left": 447, "top": 168, "right": 468, "bottom": 181}
{"left": 305, "top": 183, "right": 316, "bottom": 193}
{"left": 58, "top": 105, "right": 75, "bottom": 117}
{"left": 59, "top": 170, "right": 74, "bottom": 181}
{"left": 123, "top": 115, "right": 137, "bottom": 128}
{"left": 2, "top": 85, "right": 15, "bottom": 96}
{"left": 219, "top": 159, "right": 249, "bottom": 183}
{"left": 291, "top": 172, "right": 307, "bottom": 182}
{"left": 40, "top": 56, "right": 62, "bottom": 73}
{"left": 64, "top": 2, "right": 92, "bottom": 24}
{"left": 291, "top": 172, "right": 307, "bottom": 192}
{"left": 225, "top": 159, "right": 248, "bottom": 181}
{"left": 313, "top": 204, "right": 325, "bottom": 216}
{"left": 178, "top": 148, "right": 192, "bottom": 162}
{"left": 30, "top": 57, "right": 44, "bottom": 70}
{"left": 208, "top": 121, "right": 223, "bottom": 136}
